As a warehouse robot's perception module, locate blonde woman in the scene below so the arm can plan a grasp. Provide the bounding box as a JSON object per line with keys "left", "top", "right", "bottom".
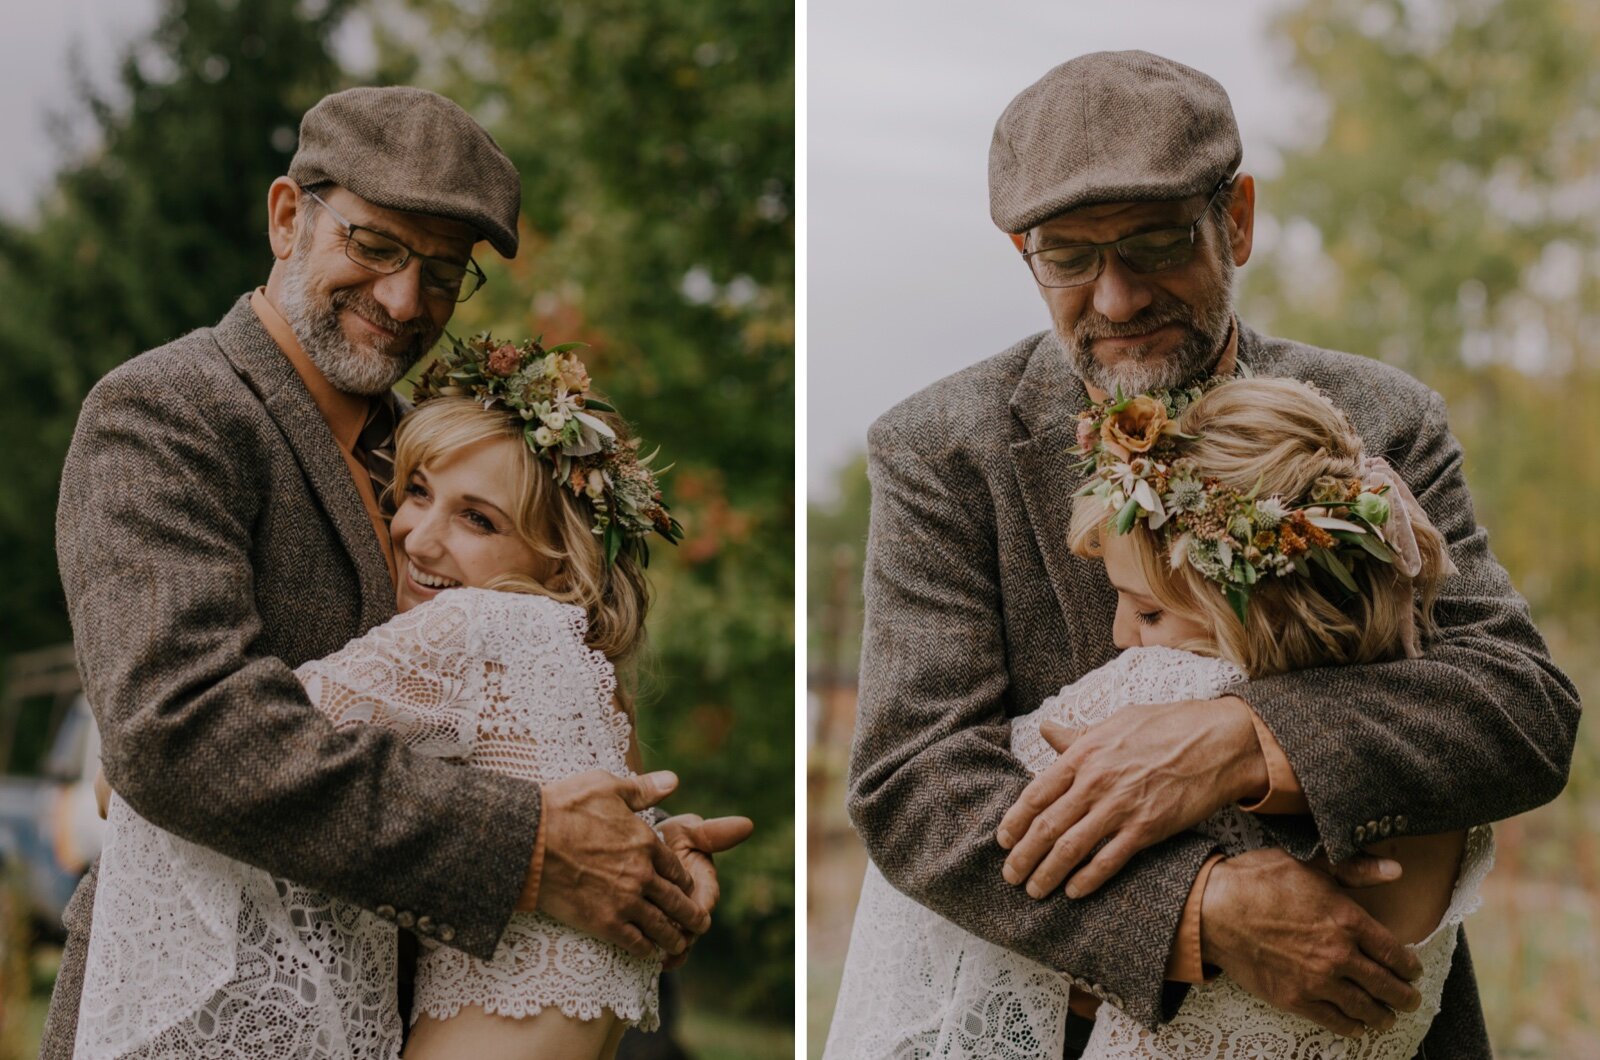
{"left": 76, "top": 336, "right": 751, "bottom": 1060}
{"left": 826, "top": 377, "right": 1491, "bottom": 1060}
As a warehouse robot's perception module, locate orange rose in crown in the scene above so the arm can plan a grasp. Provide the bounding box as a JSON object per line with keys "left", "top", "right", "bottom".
{"left": 1099, "top": 395, "right": 1171, "bottom": 458}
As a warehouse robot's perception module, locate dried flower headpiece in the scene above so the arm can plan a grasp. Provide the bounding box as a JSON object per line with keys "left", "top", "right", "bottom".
{"left": 412, "top": 332, "right": 684, "bottom": 566}
{"left": 1075, "top": 380, "right": 1401, "bottom": 622}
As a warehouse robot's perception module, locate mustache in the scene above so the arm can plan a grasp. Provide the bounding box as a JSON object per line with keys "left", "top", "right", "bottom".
{"left": 1073, "top": 300, "right": 1196, "bottom": 345}
{"left": 330, "top": 289, "right": 432, "bottom": 343}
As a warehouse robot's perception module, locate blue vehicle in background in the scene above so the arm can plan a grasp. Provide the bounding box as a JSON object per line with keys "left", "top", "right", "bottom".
{"left": 0, "top": 646, "right": 102, "bottom": 940}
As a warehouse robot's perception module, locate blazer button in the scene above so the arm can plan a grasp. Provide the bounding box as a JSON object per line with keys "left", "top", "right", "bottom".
{"left": 376, "top": 905, "right": 396, "bottom": 921}
{"left": 1394, "top": 815, "right": 1408, "bottom": 833}
{"left": 416, "top": 916, "right": 436, "bottom": 935}
{"left": 1106, "top": 993, "right": 1123, "bottom": 1009}
{"left": 1353, "top": 825, "right": 1367, "bottom": 844}
{"left": 1091, "top": 983, "right": 1106, "bottom": 1000}
{"left": 396, "top": 911, "right": 416, "bottom": 929}
{"left": 1379, "top": 816, "right": 1393, "bottom": 837}
{"left": 438, "top": 924, "right": 456, "bottom": 943}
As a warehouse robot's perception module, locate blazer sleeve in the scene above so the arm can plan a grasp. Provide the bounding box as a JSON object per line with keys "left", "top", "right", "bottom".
{"left": 1239, "top": 388, "right": 1580, "bottom": 862}
{"left": 55, "top": 376, "right": 540, "bottom": 961}
{"left": 847, "top": 415, "right": 1217, "bottom": 1030}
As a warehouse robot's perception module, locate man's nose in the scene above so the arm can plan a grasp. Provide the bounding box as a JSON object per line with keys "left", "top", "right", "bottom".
{"left": 1090, "top": 251, "right": 1154, "bottom": 323}
{"left": 371, "top": 261, "right": 427, "bottom": 324}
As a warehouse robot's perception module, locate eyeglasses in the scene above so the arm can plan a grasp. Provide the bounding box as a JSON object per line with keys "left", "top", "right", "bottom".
{"left": 299, "top": 186, "right": 486, "bottom": 303}
{"left": 1020, "top": 178, "right": 1233, "bottom": 289}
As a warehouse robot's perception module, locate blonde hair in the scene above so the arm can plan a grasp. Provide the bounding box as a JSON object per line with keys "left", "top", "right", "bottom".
{"left": 393, "top": 397, "right": 652, "bottom": 706}
{"left": 1069, "top": 378, "right": 1448, "bottom": 678}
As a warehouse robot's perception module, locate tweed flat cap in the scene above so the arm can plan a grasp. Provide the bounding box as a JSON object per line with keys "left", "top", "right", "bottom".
{"left": 989, "top": 50, "right": 1241, "bottom": 233}
{"left": 289, "top": 86, "right": 522, "bottom": 258}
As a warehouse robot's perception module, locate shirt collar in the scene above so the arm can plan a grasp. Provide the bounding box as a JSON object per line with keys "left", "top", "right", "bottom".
{"left": 249, "top": 287, "right": 372, "bottom": 452}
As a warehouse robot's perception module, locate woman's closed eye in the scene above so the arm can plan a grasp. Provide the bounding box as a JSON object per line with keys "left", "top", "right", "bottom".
{"left": 1135, "top": 609, "right": 1163, "bottom": 626}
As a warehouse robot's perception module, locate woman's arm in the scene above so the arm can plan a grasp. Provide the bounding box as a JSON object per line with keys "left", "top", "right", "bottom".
{"left": 1346, "top": 831, "right": 1467, "bottom": 946}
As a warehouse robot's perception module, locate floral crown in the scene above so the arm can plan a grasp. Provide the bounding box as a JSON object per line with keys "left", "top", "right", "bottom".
{"left": 1075, "top": 378, "right": 1401, "bottom": 623}
{"left": 412, "top": 332, "right": 684, "bottom": 566}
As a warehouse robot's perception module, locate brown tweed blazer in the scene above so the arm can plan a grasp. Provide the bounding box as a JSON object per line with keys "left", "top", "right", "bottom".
{"left": 40, "top": 295, "right": 543, "bottom": 1057}
{"left": 849, "top": 323, "right": 1579, "bottom": 1057}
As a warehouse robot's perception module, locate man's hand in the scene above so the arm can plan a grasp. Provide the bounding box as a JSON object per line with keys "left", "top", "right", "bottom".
{"left": 997, "top": 696, "right": 1267, "bottom": 898}
{"left": 530, "top": 770, "right": 710, "bottom": 960}
{"left": 655, "top": 814, "right": 755, "bottom": 969}
{"left": 1201, "top": 847, "right": 1423, "bottom": 1038}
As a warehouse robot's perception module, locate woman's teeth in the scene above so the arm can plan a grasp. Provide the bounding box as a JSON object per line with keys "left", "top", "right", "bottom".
{"left": 409, "top": 562, "right": 461, "bottom": 590}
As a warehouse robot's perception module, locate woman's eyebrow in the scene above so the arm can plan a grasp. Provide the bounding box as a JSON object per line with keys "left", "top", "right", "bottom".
{"left": 461, "top": 493, "right": 512, "bottom": 519}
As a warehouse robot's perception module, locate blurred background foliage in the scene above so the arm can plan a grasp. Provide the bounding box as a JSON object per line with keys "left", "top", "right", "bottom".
{"left": 0, "top": 0, "right": 793, "bottom": 1053}
{"left": 809, "top": 0, "right": 1597, "bottom": 1055}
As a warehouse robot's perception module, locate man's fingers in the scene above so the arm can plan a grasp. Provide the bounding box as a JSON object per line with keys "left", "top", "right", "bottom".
{"left": 630, "top": 897, "right": 689, "bottom": 956}
{"left": 649, "top": 836, "right": 699, "bottom": 902}
{"left": 611, "top": 923, "right": 657, "bottom": 961}
{"left": 1346, "top": 953, "right": 1423, "bottom": 1014}
{"left": 1328, "top": 853, "right": 1403, "bottom": 889}
{"left": 1325, "top": 978, "right": 1396, "bottom": 1032}
{"left": 1296, "top": 1000, "right": 1366, "bottom": 1039}
{"left": 1001, "top": 794, "right": 1088, "bottom": 885}
{"left": 620, "top": 770, "right": 679, "bottom": 811}
{"left": 997, "top": 759, "right": 1076, "bottom": 850}
{"left": 1022, "top": 815, "right": 1108, "bottom": 898}
{"left": 1354, "top": 916, "right": 1424, "bottom": 983}
{"left": 645, "top": 865, "right": 711, "bottom": 935}
{"left": 693, "top": 815, "right": 755, "bottom": 853}
{"left": 1038, "top": 719, "right": 1082, "bottom": 753}
{"left": 1061, "top": 832, "right": 1140, "bottom": 899}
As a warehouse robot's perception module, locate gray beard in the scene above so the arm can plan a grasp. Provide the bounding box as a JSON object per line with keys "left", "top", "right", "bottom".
{"left": 1062, "top": 252, "right": 1236, "bottom": 394}
{"left": 277, "top": 255, "right": 435, "bottom": 397}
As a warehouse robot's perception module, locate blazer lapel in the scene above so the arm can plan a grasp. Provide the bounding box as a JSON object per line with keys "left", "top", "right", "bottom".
{"left": 1008, "top": 333, "right": 1117, "bottom": 666}
{"left": 211, "top": 295, "right": 396, "bottom": 628}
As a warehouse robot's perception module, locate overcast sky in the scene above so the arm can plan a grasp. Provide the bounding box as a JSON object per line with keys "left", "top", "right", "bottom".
{"left": 0, "top": 0, "right": 160, "bottom": 220}
{"left": 807, "top": 0, "right": 1319, "bottom": 498}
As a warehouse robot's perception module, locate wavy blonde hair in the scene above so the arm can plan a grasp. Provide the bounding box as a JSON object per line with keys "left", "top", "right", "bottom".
{"left": 1068, "top": 378, "right": 1449, "bottom": 678}
{"left": 393, "top": 397, "right": 652, "bottom": 707}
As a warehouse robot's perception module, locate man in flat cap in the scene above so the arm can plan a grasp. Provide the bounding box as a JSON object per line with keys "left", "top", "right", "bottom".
{"left": 847, "top": 51, "right": 1576, "bottom": 1058}
{"left": 44, "top": 86, "right": 728, "bottom": 1056}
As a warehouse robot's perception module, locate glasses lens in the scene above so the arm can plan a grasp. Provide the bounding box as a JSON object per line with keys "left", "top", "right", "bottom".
{"left": 1117, "top": 228, "right": 1195, "bottom": 274}
{"left": 1030, "top": 245, "right": 1102, "bottom": 288}
{"left": 447, "top": 266, "right": 483, "bottom": 303}
{"left": 345, "top": 229, "right": 408, "bottom": 271}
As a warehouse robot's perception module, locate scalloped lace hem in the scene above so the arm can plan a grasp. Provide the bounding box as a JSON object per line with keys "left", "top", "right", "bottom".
{"left": 415, "top": 993, "right": 661, "bottom": 1032}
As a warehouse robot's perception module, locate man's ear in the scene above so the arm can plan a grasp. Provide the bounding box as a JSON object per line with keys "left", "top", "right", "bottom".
{"left": 1008, "top": 231, "right": 1027, "bottom": 253}
{"left": 266, "top": 177, "right": 304, "bottom": 261}
{"left": 1223, "top": 173, "right": 1255, "bottom": 268}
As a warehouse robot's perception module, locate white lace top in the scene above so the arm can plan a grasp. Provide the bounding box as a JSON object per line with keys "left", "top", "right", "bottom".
{"left": 823, "top": 646, "right": 1492, "bottom": 1060}
{"left": 74, "top": 588, "right": 660, "bottom": 1060}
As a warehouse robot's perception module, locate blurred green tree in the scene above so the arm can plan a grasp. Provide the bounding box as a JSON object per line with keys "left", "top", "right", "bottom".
{"left": 1241, "top": 0, "right": 1600, "bottom": 629}
{"left": 0, "top": 0, "right": 357, "bottom": 652}
{"left": 393, "top": 0, "right": 795, "bottom": 1020}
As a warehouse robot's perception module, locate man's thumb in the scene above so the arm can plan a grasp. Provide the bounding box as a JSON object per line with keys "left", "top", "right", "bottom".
{"left": 1040, "top": 720, "right": 1081, "bottom": 754}
{"left": 623, "top": 770, "right": 679, "bottom": 810}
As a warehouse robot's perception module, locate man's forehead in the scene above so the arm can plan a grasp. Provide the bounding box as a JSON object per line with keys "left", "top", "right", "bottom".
{"left": 320, "top": 186, "right": 481, "bottom": 254}
{"left": 1032, "top": 196, "right": 1200, "bottom": 242}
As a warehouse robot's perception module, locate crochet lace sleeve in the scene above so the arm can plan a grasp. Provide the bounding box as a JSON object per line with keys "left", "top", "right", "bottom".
{"left": 293, "top": 593, "right": 483, "bottom": 761}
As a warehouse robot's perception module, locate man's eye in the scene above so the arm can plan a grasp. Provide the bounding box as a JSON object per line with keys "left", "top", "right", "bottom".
{"left": 352, "top": 235, "right": 404, "bottom": 263}
{"left": 1037, "top": 246, "right": 1099, "bottom": 273}
{"left": 422, "top": 265, "right": 466, "bottom": 293}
